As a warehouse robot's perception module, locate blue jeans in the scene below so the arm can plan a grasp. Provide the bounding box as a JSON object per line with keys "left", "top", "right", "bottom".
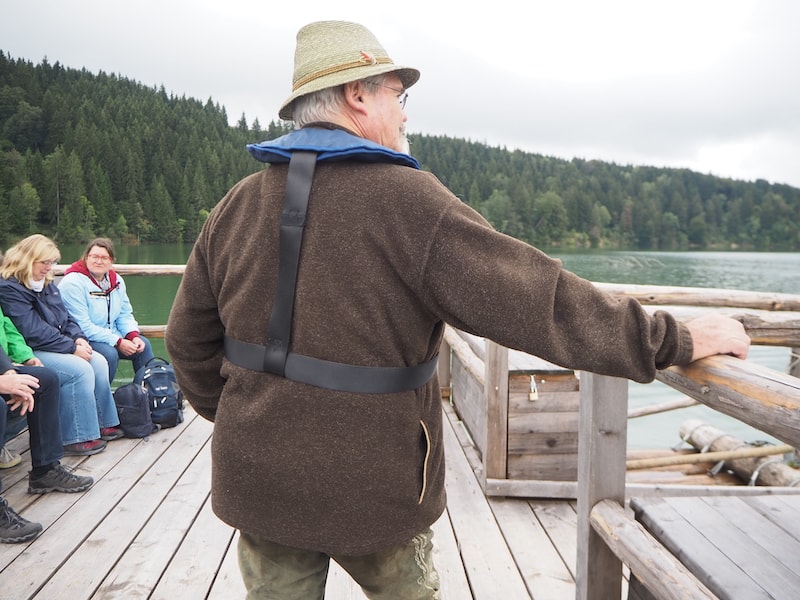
{"left": 34, "top": 350, "right": 119, "bottom": 445}
{"left": 90, "top": 336, "right": 155, "bottom": 382}
{"left": 1, "top": 365, "right": 63, "bottom": 477}
{"left": 237, "top": 528, "right": 441, "bottom": 600}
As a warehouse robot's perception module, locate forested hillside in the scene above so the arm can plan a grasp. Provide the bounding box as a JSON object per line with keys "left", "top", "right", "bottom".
{"left": 2, "top": 51, "right": 799, "bottom": 250}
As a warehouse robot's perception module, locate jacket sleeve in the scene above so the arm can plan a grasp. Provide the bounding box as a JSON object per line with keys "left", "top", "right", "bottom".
{"left": 0, "top": 346, "right": 14, "bottom": 373}
{"left": 0, "top": 281, "right": 78, "bottom": 354}
{"left": 2, "top": 315, "right": 35, "bottom": 363}
{"left": 420, "top": 200, "right": 693, "bottom": 383}
{"left": 165, "top": 227, "right": 225, "bottom": 422}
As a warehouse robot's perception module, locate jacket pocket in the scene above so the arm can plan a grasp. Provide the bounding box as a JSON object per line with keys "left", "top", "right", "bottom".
{"left": 418, "top": 419, "right": 432, "bottom": 505}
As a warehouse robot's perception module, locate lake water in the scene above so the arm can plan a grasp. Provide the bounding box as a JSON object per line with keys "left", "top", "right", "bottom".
{"left": 57, "top": 244, "right": 799, "bottom": 449}
{"left": 548, "top": 249, "right": 799, "bottom": 448}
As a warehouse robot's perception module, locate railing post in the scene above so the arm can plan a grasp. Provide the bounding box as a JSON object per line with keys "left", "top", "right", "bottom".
{"left": 438, "top": 335, "right": 452, "bottom": 401}
{"left": 484, "top": 341, "right": 509, "bottom": 482}
{"left": 576, "top": 372, "right": 629, "bottom": 600}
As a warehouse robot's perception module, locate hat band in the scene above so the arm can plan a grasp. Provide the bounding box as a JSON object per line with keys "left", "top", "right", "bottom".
{"left": 292, "top": 57, "right": 394, "bottom": 91}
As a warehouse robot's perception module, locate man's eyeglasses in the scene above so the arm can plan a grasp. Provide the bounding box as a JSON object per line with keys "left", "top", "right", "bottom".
{"left": 87, "top": 254, "right": 112, "bottom": 262}
{"left": 37, "top": 259, "right": 58, "bottom": 267}
{"left": 369, "top": 83, "right": 408, "bottom": 109}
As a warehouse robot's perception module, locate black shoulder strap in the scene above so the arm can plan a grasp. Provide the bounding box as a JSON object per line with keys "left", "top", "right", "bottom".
{"left": 261, "top": 150, "right": 317, "bottom": 375}
{"left": 224, "top": 151, "right": 438, "bottom": 394}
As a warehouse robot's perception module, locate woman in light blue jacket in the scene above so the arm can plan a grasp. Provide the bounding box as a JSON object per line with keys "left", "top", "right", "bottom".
{"left": 59, "top": 238, "right": 154, "bottom": 383}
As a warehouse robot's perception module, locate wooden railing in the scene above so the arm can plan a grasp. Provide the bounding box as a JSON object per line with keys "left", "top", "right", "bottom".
{"left": 576, "top": 300, "right": 800, "bottom": 599}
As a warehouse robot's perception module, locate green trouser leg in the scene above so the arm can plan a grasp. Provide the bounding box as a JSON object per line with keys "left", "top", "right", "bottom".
{"left": 238, "top": 528, "right": 441, "bottom": 600}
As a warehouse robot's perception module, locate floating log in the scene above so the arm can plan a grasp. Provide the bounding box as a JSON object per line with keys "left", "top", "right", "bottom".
{"left": 679, "top": 419, "right": 800, "bottom": 486}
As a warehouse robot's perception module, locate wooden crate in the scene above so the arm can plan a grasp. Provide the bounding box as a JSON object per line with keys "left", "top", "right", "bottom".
{"left": 442, "top": 327, "right": 580, "bottom": 498}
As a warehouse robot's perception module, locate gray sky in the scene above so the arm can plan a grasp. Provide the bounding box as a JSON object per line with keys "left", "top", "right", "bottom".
{"left": 2, "top": 0, "right": 799, "bottom": 187}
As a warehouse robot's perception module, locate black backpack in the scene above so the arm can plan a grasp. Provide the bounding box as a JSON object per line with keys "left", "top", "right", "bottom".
{"left": 113, "top": 382, "right": 159, "bottom": 438}
{"left": 134, "top": 357, "right": 185, "bottom": 428}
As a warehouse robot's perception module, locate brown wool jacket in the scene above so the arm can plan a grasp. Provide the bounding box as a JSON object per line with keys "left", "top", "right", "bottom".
{"left": 166, "top": 160, "right": 693, "bottom": 555}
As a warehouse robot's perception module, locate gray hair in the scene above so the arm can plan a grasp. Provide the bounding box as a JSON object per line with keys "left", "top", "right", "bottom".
{"left": 292, "top": 74, "right": 393, "bottom": 128}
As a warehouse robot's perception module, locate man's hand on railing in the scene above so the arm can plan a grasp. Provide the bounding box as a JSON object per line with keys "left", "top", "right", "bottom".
{"left": 685, "top": 313, "right": 751, "bottom": 361}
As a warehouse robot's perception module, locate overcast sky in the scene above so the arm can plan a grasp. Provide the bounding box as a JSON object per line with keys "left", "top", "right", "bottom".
{"left": 2, "top": 0, "right": 799, "bottom": 187}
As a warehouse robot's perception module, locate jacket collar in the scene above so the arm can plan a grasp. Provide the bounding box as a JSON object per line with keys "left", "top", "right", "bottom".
{"left": 64, "top": 260, "right": 119, "bottom": 291}
{"left": 246, "top": 125, "right": 421, "bottom": 169}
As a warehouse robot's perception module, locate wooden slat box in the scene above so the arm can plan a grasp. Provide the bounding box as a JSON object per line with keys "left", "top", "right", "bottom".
{"left": 446, "top": 329, "right": 580, "bottom": 497}
{"left": 628, "top": 495, "right": 800, "bottom": 600}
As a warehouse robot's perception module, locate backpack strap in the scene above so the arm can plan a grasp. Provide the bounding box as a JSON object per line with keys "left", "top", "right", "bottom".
{"left": 224, "top": 151, "right": 438, "bottom": 394}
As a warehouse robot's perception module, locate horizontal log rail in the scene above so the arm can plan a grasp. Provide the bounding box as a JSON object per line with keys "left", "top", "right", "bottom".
{"left": 594, "top": 282, "right": 800, "bottom": 311}
{"left": 589, "top": 500, "right": 716, "bottom": 600}
{"left": 657, "top": 355, "right": 800, "bottom": 448}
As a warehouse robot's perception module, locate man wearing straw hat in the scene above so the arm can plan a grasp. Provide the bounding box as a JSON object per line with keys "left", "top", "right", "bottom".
{"left": 166, "top": 20, "right": 750, "bottom": 599}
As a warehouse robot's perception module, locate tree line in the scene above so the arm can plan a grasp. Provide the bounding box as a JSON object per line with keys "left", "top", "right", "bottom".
{"left": 2, "top": 51, "right": 799, "bottom": 250}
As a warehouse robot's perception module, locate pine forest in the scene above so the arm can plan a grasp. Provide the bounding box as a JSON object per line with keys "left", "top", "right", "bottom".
{"left": 1, "top": 51, "right": 799, "bottom": 251}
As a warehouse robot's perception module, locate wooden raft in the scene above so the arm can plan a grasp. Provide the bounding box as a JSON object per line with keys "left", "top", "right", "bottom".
{"left": 628, "top": 495, "right": 800, "bottom": 600}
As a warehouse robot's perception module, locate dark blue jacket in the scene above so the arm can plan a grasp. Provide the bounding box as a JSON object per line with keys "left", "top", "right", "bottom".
{"left": 0, "top": 277, "right": 85, "bottom": 354}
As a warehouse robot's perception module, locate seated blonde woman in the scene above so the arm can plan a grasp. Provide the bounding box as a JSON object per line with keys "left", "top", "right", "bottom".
{"left": 0, "top": 235, "right": 122, "bottom": 455}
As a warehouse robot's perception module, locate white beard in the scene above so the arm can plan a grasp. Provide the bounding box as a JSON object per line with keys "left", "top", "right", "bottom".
{"left": 399, "top": 135, "right": 411, "bottom": 155}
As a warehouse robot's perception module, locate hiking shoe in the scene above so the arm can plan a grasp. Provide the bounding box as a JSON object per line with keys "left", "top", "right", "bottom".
{"left": 100, "top": 426, "right": 124, "bottom": 441}
{"left": 28, "top": 463, "right": 94, "bottom": 494}
{"left": 63, "top": 439, "right": 107, "bottom": 456}
{"left": 0, "top": 446, "right": 21, "bottom": 469}
{"left": 0, "top": 498, "right": 42, "bottom": 543}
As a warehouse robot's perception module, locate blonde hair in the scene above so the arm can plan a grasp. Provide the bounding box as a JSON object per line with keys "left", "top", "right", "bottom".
{"left": 0, "top": 234, "right": 61, "bottom": 288}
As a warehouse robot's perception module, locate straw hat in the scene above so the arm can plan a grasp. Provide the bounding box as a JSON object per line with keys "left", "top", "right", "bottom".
{"left": 279, "top": 21, "right": 420, "bottom": 120}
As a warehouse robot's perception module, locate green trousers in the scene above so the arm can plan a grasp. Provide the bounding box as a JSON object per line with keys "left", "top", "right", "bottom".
{"left": 238, "top": 527, "right": 441, "bottom": 599}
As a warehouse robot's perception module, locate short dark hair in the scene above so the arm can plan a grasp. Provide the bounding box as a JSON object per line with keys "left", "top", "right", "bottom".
{"left": 83, "top": 237, "right": 115, "bottom": 261}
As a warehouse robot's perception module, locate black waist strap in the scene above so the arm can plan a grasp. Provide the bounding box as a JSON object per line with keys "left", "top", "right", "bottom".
{"left": 224, "top": 336, "right": 438, "bottom": 394}
{"left": 223, "top": 150, "right": 437, "bottom": 394}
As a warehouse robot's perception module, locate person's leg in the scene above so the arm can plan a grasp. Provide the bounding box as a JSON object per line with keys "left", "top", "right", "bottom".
{"left": 0, "top": 407, "right": 42, "bottom": 543}
{"left": 34, "top": 351, "right": 101, "bottom": 445}
{"left": 238, "top": 532, "right": 330, "bottom": 600}
{"left": 130, "top": 336, "right": 155, "bottom": 374}
{"left": 87, "top": 353, "right": 120, "bottom": 430}
{"left": 13, "top": 365, "right": 62, "bottom": 468}
{"left": 15, "top": 364, "right": 94, "bottom": 493}
{"left": 1, "top": 400, "right": 21, "bottom": 467}
{"left": 334, "top": 528, "right": 441, "bottom": 600}
{"left": 89, "top": 341, "right": 118, "bottom": 383}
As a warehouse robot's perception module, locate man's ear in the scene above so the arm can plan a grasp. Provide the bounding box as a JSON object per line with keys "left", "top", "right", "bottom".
{"left": 343, "top": 81, "right": 369, "bottom": 115}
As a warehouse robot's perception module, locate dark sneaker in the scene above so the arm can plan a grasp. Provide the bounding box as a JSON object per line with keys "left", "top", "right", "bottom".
{"left": 63, "top": 439, "right": 107, "bottom": 456}
{"left": 100, "top": 426, "right": 124, "bottom": 441}
{"left": 28, "top": 463, "right": 94, "bottom": 494}
{"left": 0, "top": 498, "right": 43, "bottom": 543}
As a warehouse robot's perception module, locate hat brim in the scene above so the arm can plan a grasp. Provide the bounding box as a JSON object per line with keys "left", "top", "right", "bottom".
{"left": 279, "top": 64, "right": 420, "bottom": 121}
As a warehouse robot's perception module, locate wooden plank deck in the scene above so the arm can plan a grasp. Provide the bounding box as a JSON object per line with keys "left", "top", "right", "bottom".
{"left": 0, "top": 400, "right": 583, "bottom": 599}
